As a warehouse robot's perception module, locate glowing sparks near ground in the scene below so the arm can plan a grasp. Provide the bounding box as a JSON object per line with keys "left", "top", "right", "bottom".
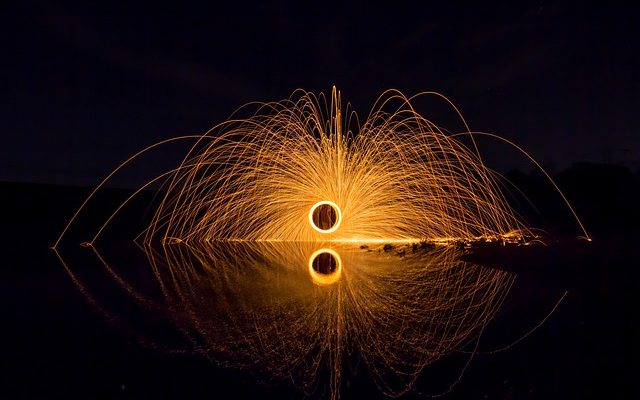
{"left": 53, "top": 87, "right": 588, "bottom": 247}
{"left": 144, "top": 87, "right": 526, "bottom": 243}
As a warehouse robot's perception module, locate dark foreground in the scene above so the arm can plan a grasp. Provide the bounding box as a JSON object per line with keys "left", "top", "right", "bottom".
{"left": 1, "top": 177, "right": 635, "bottom": 399}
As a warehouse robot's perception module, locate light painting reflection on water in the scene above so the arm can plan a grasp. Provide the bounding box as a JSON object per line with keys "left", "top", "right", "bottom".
{"left": 56, "top": 242, "right": 514, "bottom": 399}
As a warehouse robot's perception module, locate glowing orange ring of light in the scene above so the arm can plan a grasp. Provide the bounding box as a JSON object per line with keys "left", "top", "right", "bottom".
{"left": 308, "top": 248, "right": 343, "bottom": 286}
{"left": 308, "top": 200, "right": 342, "bottom": 234}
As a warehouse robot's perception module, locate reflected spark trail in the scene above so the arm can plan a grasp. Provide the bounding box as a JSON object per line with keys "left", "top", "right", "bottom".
{"left": 57, "top": 242, "right": 515, "bottom": 399}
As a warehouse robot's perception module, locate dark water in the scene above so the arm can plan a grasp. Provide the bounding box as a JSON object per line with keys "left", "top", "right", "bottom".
{"left": 1, "top": 182, "right": 634, "bottom": 399}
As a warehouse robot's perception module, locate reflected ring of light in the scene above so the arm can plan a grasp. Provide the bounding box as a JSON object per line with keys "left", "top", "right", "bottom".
{"left": 308, "top": 248, "right": 343, "bottom": 286}
{"left": 308, "top": 200, "right": 342, "bottom": 233}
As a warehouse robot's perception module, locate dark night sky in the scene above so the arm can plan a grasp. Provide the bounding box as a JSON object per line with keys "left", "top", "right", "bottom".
{"left": 3, "top": 1, "right": 639, "bottom": 187}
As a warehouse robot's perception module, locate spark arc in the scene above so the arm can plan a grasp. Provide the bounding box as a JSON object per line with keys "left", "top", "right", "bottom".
{"left": 143, "top": 88, "right": 527, "bottom": 244}
{"left": 53, "top": 87, "right": 589, "bottom": 247}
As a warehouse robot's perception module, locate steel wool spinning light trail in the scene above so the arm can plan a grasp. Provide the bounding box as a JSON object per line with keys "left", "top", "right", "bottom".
{"left": 51, "top": 87, "right": 590, "bottom": 399}
{"left": 55, "top": 87, "right": 588, "bottom": 247}
{"left": 146, "top": 88, "right": 525, "bottom": 243}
